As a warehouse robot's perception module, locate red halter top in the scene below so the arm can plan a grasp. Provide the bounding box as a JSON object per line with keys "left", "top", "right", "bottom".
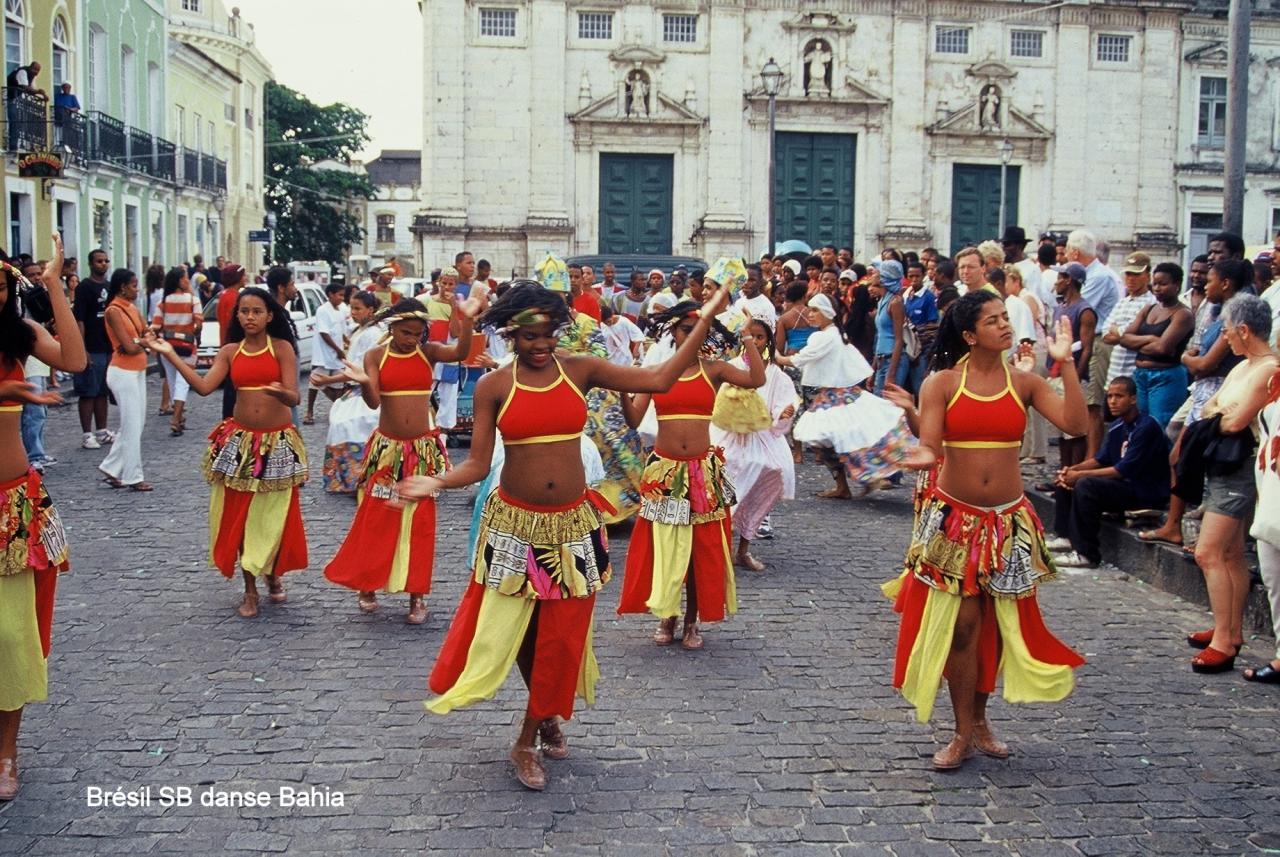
{"left": 0, "top": 358, "right": 24, "bottom": 413}
{"left": 378, "top": 346, "right": 433, "bottom": 396}
{"left": 496, "top": 358, "right": 587, "bottom": 446}
{"left": 653, "top": 362, "right": 715, "bottom": 421}
{"left": 230, "top": 339, "right": 283, "bottom": 390}
{"left": 942, "top": 357, "right": 1027, "bottom": 449}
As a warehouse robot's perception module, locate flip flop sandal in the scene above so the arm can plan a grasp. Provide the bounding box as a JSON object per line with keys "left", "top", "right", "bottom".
{"left": 1137, "top": 531, "right": 1183, "bottom": 548}
{"left": 101, "top": 476, "right": 123, "bottom": 489}
{"left": 129, "top": 482, "right": 155, "bottom": 492}
{"left": 1243, "top": 664, "right": 1280, "bottom": 684}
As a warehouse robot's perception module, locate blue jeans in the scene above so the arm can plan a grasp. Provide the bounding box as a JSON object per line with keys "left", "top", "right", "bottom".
{"left": 894, "top": 353, "right": 928, "bottom": 396}
{"left": 1134, "top": 365, "right": 1189, "bottom": 428}
{"left": 873, "top": 354, "right": 893, "bottom": 395}
{"left": 21, "top": 373, "right": 48, "bottom": 462}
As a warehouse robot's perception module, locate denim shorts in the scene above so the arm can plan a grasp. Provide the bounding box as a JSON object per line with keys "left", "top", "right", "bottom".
{"left": 73, "top": 351, "right": 111, "bottom": 399}
{"left": 1204, "top": 469, "right": 1256, "bottom": 520}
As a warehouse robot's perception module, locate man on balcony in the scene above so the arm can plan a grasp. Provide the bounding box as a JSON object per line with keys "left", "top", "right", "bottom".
{"left": 5, "top": 60, "right": 47, "bottom": 150}
{"left": 52, "top": 83, "right": 79, "bottom": 147}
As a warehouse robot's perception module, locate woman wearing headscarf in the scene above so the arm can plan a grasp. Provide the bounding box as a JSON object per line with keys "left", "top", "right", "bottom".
{"left": 777, "top": 293, "right": 915, "bottom": 498}
{"left": 871, "top": 260, "right": 907, "bottom": 395}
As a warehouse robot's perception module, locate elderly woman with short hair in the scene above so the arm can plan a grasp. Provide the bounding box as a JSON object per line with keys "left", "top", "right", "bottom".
{"left": 1184, "top": 294, "right": 1278, "bottom": 674}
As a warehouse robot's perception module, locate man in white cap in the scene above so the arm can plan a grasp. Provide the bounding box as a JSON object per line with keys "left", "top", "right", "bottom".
{"left": 367, "top": 264, "right": 403, "bottom": 309}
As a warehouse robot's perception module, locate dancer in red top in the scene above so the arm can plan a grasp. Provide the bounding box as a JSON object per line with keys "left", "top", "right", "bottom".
{"left": 617, "top": 294, "right": 765, "bottom": 649}
{"left": 0, "top": 235, "right": 86, "bottom": 801}
{"left": 884, "top": 290, "right": 1087, "bottom": 770}
{"left": 324, "top": 296, "right": 482, "bottom": 623}
{"left": 393, "top": 279, "right": 731, "bottom": 791}
{"left": 151, "top": 288, "right": 306, "bottom": 618}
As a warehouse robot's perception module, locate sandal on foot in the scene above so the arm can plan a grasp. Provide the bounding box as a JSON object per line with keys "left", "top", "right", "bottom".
{"left": 1137, "top": 530, "right": 1182, "bottom": 547}
{"left": 1243, "top": 664, "right": 1280, "bottom": 684}
{"left": 972, "top": 722, "right": 1011, "bottom": 759}
{"left": 357, "top": 592, "right": 378, "bottom": 614}
{"left": 681, "top": 622, "right": 704, "bottom": 650}
{"left": 237, "top": 592, "right": 259, "bottom": 618}
{"left": 653, "top": 617, "right": 677, "bottom": 646}
{"left": 538, "top": 718, "right": 569, "bottom": 760}
{"left": 1191, "top": 645, "right": 1236, "bottom": 674}
{"left": 128, "top": 482, "right": 155, "bottom": 492}
{"left": 302, "top": 415, "right": 315, "bottom": 426}
{"left": 1187, "top": 629, "right": 1214, "bottom": 650}
{"left": 510, "top": 747, "right": 546, "bottom": 791}
{"left": 0, "top": 758, "right": 18, "bottom": 801}
{"left": 932, "top": 736, "right": 975, "bottom": 771}
{"left": 267, "top": 582, "right": 287, "bottom": 604}
{"left": 735, "top": 553, "right": 766, "bottom": 572}
{"left": 406, "top": 597, "right": 427, "bottom": 625}
{"left": 101, "top": 475, "right": 123, "bottom": 489}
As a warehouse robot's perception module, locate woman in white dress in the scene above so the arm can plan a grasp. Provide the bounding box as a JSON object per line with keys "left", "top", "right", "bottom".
{"left": 711, "top": 316, "right": 798, "bottom": 571}
{"left": 322, "top": 292, "right": 384, "bottom": 494}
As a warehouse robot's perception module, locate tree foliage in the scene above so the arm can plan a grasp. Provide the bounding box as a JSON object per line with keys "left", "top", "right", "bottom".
{"left": 264, "top": 82, "right": 375, "bottom": 264}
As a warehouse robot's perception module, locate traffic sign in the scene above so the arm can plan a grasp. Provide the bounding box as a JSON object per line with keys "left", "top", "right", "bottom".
{"left": 248, "top": 229, "right": 271, "bottom": 243}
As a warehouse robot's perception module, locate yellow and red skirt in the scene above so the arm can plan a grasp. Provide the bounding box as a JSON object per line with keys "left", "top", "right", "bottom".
{"left": 0, "top": 469, "right": 68, "bottom": 711}
{"left": 427, "top": 488, "right": 613, "bottom": 720}
{"left": 619, "top": 448, "right": 736, "bottom": 622}
{"left": 883, "top": 478, "right": 1084, "bottom": 723}
{"left": 325, "top": 427, "right": 450, "bottom": 595}
{"left": 204, "top": 419, "right": 309, "bottom": 579}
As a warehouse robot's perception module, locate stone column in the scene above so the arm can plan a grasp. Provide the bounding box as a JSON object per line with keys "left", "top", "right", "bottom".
{"left": 880, "top": 2, "right": 929, "bottom": 246}
{"left": 700, "top": 0, "right": 750, "bottom": 256}
{"left": 420, "top": 0, "right": 467, "bottom": 222}
{"left": 525, "top": 0, "right": 572, "bottom": 253}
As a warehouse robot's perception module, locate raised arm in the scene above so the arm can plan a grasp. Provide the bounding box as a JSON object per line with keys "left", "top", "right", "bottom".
{"left": 429, "top": 294, "right": 483, "bottom": 363}
{"left": 705, "top": 335, "right": 765, "bottom": 389}
{"left": 261, "top": 338, "right": 301, "bottom": 408}
{"left": 150, "top": 338, "right": 233, "bottom": 396}
{"left": 1029, "top": 316, "right": 1089, "bottom": 436}
{"left": 31, "top": 234, "right": 86, "bottom": 373}
{"left": 621, "top": 391, "right": 651, "bottom": 429}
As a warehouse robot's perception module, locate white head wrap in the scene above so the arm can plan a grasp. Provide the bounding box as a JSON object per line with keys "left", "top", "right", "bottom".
{"left": 807, "top": 292, "right": 836, "bottom": 319}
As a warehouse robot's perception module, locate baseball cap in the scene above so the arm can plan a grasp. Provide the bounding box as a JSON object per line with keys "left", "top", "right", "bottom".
{"left": 221, "top": 263, "right": 245, "bottom": 285}
{"left": 1051, "top": 262, "right": 1087, "bottom": 283}
{"left": 1122, "top": 252, "right": 1151, "bottom": 274}
{"left": 839, "top": 269, "right": 857, "bottom": 282}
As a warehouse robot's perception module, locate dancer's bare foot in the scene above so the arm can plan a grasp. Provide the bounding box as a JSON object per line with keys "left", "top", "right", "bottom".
{"left": 237, "top": 592, "right": 259, "bottom": 618}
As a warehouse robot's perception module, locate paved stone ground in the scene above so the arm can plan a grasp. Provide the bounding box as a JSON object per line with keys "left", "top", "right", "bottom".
{"left": 3, "top": 374, "right": 1279, "bottom": 856}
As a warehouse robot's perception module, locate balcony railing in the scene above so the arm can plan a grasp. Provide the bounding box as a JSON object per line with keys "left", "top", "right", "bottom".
{"left": 1, "top": 96, "right": 224, "bottom": 194}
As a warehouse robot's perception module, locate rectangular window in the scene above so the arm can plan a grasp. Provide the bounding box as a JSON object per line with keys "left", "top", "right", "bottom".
{"left": 1096, "top": 34, "right": 1131, "bottom": 63}
{"left": 578, "top": 11, "right": 612, "bottom": 40}
{"left": 935, "top": 25, "right": 971, "bottom": 55}
{"left": 376, "top": 214, "right": 395, "bottom": 244}
{"left": 479, "top": 8, "right": 517, "bottom": 38}
{"left": 193, "top": 112, "right": 202, "bottom": 153}
{"left": 181, "top": 0, "right": 201, "bottom": 11}
{"left": 662, "top": 14, "right": 697, "bottom": 44}
{"left": 1197, "top": 76, "right": 1227, "bottom": 149}
{"left": 224, "top": 102, "right": 234, "bottom": 121}
{"left": 1271, "top": 208, "right": 1280, "bottom": 239}
{"left": 1010, "top": 30, "right": 1043, "bottom": 59}
{"left": 5, "top": 22, "right": 22, "bottom": 76}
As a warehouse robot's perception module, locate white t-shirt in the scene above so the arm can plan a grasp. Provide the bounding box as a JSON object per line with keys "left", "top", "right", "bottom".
{"left": 733, "top": 293, "right": 778, "bottom": 326}
{"left": 603, "top": 316, "right": 645, "bottom": 366}
{"left": 1005, "top": 294, "right": 1036, "bottom": 345}
{"left": 312, "top": 301, "right": 346, "bottom": 369}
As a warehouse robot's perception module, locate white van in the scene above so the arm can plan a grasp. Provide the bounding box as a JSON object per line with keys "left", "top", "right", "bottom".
{"left": 197, "top": 282, "right": 328, "bottom": 371}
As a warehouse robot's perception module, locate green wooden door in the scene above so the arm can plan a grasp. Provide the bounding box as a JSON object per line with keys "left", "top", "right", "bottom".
{"left": 773, "top": 132, "right": 855, "bottom": 250}
{"left": 599, "top": 154, "right": 674, "bottom": 254}
{"left": 949, "top": 164, "right": 1020, "bottom": 254}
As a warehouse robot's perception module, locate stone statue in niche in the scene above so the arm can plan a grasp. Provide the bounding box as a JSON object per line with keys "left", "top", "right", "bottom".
{"left": 625, "top": 70, "right": 651, "bottom": 117}
{"left": 979, "top": 83, "right": 1002, "bottom": 130}
{"left": 803, "top": 39, "right": 833, "bottom": 97}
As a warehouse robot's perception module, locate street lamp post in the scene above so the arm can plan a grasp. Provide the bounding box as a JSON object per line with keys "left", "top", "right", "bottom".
{"left": 761, "top": 58, "right": 783, "bottom": 255}
{"left": 997, "top": 138, "right": 1014, "bottom": 238}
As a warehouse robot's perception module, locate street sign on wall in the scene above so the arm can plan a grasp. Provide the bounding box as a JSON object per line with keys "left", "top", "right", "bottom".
{"left": 248, "top": 229, "right": 271, "bottom": 243}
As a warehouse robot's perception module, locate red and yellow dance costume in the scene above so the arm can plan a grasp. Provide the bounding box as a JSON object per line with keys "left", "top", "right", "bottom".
{"left": 428, "top": 360, "right": 612, "bottom": 720}
{"left": 0, "top": 362, "right": 68, "bottom": 710}
{"left": 204, "top": 341, "right": 308, "bottom": 578}
{"left": 325, "top": 346, "right": 450, "bottom": 595}
{"left": 883, "top": 360, "right": 1084, "bottom": 721}
{"left": 619, "top": 364, "right": 737, "bottom": 622}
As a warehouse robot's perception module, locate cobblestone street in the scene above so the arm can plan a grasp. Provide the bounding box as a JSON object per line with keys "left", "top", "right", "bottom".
{"left": 2, "top": 376, "right": 1279, "bottom": 856}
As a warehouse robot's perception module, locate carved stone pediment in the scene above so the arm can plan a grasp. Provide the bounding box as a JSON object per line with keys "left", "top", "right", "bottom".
{"left": 966, "top": 59, "right": 1017, "bottom": 81}
{"left": 568, "top": 90, "right": 704, "bottom": 153}
{"left": 927, "top": 102, "right": 1051, "bottom": 139}
{"left": 570, "top": 91, "right": 704, "bottom": 125}
{"left": 1185, "top": 41, "right": 1228, "bottom": 68}
{"left": 780, "top": 11, "right": 857, "bottom": 35}
{"left": 609, "top": 45, "right": 666, "bottom": 67}
{"left": 841, "top": 76, "right": 890, "bottom": 105}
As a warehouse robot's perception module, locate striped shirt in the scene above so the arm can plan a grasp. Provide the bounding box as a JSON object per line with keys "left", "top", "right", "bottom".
{"left": 154, "top": 292, "right": 200, "bottom": 351}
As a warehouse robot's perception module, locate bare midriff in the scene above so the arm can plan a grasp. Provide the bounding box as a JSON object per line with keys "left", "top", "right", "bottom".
{"left": 936, "top": 447, "right": 1025, "bottom": 508}
{"left": 0, "top": 412, "right": 28, "bottom": 482}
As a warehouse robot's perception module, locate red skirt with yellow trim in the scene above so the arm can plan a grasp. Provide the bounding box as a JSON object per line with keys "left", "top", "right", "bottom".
{"left": 882, "top": 474, "right": 1084, "bottom": 722}
{"left": 427, "top": 489, "right": 612, "bottom": 720}
{"left": 325, "top": 427, "right": 450, "bottom": 594}
{"left": 618, "top": 448, "right": 736, "bottom": 622}
{"left": 0, "top": 469, "right": 68, "bottom": 710}
{"left": 204, "top": 419, "right": 309, "bottom": 579}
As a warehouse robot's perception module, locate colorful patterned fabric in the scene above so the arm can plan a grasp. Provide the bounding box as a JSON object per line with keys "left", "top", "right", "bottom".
{"left": 472, "top": 489, "right": 613, "bottom": 600}
{"left": 0, "top": 469, "right": 68, "bottom": 578}
{"left": 322, "top": 442, "right": 365, "bottom": 494}
{"left": 583, "top": 387, "right": 646, "bottom": 524}
{"left": 203, "top": 419, "right": 308, "bottom": 493}
{"left": 358, "top": 428, "right": 450, "bottom": 500}
{"left": 558, "top": 314, "right": 608, "bottom": 358}
{"left": 637, "top": 448, "right": 735, "bottom": 526}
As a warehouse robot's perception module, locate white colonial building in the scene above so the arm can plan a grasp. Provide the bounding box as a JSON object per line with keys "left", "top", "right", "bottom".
{"left": 346, "top": 149, "right": 423, "bottom": 277}
{"left": 412, "top": 0, "right": 1280, "bottom": 271}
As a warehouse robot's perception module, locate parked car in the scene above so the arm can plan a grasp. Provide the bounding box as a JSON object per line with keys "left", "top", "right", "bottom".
{"left": 565, "top": 254, "right": 709, "bottom": 280}
{"left": 197, "top": 282, "right": 328, "bottom": 371}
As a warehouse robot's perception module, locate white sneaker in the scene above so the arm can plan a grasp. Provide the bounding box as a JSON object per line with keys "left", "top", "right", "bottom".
{"left": 1044, "top": 536, "right": 1072, "bottom": 552}
{"left": 81, "top": 432, "right": 101, "bottom": 449}
{"left": 756, "top": 516, "right": 774, "bottom": 540}
{"left": 1055, "top": 551, "right": 1099, "bottom": 569}
{"left": 39, "top": 456, "right": 57, "bottom": 466}
{"left": 96, "top": 429, "right": 116, "bottom": 444}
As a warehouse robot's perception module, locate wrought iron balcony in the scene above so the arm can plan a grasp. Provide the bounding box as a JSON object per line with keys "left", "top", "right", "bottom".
{"left": 127, "top": 125, "right": 154, "bottom": 174}
{"left": 87, "top": 111, "right": 127, "bottom": 166}
{"left": 154, "top": 136, "right": 176, "bottom": 182}
{"left": 3, "top": 92, "right": 50, "bottom": 150}
{"left": 181, "top": 146, "right": 199, "bottom": 185}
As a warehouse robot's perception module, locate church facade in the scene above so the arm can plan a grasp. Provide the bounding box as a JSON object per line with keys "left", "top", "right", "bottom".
{"left": 414, "top": 0, "right": 1280, "bottom": 271}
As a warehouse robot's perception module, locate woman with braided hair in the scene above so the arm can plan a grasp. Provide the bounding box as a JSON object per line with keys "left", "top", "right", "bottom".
{"left": 617, "top": 258, "right": 766, "bottom": 650}
{"left": 324, "top": 295, "right": 483, "bottom": 623}
{"left": 394, "top": 278, "right": 732, "bottom": 791}
{"left": 0, "top": 236, "right": 85, "bottom": 801}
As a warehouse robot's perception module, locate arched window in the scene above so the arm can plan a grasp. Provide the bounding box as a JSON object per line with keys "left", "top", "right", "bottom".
{"left": 51, "top": 15, "right": 69, "bottom": 89}
{"left": 5, "top": 0, "right": 27, "bottom": 76}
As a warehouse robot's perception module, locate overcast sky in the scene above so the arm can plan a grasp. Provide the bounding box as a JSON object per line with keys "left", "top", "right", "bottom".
{"left": 231, "top": 0, "right": 423, "bottom": 162}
